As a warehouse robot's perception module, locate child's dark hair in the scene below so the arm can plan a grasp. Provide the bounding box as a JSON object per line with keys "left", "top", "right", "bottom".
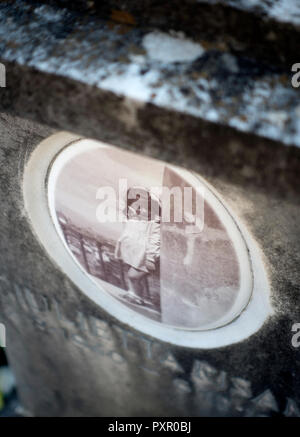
{"left": 126, "top": 187, "right": 161, "bottom": 222}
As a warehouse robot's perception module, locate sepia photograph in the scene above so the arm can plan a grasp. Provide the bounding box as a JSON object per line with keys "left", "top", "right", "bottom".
{"left": 51, "top": 144, "right": 241, "bottom": 329}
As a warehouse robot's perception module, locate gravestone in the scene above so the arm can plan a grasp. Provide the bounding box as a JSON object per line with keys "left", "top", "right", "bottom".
{"left": 0, "top": 0, "right": 299, "bottom": 417}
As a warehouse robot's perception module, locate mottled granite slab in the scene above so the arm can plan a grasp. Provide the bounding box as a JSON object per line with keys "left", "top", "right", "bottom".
{"left": 31, "top": 0, "right": 300, "bottom": 66}
{"left": 0, "top": 0, "right": 299, "bottom": 199}
{"left": 35, "top": 0, "right": 300, "bottom": 27}
{"left": 199, "top": 0, "right": 300, "bottom": 26}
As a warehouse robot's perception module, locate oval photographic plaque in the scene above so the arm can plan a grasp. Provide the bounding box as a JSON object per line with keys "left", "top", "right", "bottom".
{"left": 47, "top": 138, "right": 253, "bottom": 331}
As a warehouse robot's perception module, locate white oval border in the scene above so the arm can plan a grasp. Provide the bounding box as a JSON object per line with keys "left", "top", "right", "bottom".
{"left": 47, "top": 139, "right": 253, "bottom": 331}
{"left": 23, "top": 132, "right": 273, "bottom": 349}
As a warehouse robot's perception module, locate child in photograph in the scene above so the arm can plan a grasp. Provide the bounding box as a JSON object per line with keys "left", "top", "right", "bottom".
{"left": 114, "top": 187, "right": 160, "bottom": 304}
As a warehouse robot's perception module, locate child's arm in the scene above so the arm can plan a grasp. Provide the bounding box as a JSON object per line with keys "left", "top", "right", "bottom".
{"left": 114, "top": 239, "right": 121, "bottom": 259}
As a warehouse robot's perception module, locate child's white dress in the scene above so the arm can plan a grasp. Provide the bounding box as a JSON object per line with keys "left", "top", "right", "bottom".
{"left": 116, "top": 219, "right": 160, "bottom": 273}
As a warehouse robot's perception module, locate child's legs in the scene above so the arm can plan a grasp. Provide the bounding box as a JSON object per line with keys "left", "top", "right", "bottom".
{"left": 127, "top": 267, "right": 147, "bottom": 297}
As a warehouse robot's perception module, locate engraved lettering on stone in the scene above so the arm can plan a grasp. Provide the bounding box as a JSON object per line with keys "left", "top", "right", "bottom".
{"left": 230, "top": 377, "right": 252, "bottom": 399}
{"left": 1, "top": 275, "right": 299, "bottom": 417}
{"left": 250, "top": 389, "right": 279, "bottom": 413}
{"left": 173, "top": 378, "right": 192, "bottom": 394}
{"left": 192, "top": 360, "right": 228, "bottom": 392}
{"left": 284, "top": 398, "right": 300, "bottom": 417}
{"left": 161, "top": 352, "right": 183, "bottom": 373}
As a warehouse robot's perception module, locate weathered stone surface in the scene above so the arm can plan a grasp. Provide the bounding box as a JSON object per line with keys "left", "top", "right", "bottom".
{"left": 0, "top": 1, "right": 299, "bottom": 199}
{"left": 33, "top": 0, "right": 300, "bottom": 66}
{"left": 0, "top": 111, "right": 299, "bottom": 416}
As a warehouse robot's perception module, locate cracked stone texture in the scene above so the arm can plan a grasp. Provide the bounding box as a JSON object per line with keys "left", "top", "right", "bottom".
{"left": 0, "top": 0, "right": 299, "bottom": 417}
{"left": 33, "top": 0, "right": 300, "bottom": 25}
{"left": 0, "top": 0, "right": 299, "bottom": 199}
{"left": 32, "top": 0, "right": 300, "bottom": 67}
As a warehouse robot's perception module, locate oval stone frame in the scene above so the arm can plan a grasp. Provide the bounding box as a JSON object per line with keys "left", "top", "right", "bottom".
{"left": 23, "top": 132, "right": 272, "bottom": 348}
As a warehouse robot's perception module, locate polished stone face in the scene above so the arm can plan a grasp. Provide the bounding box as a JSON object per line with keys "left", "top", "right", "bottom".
{"left": 48, "top": 139, "right": 252, "bottom": 331}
